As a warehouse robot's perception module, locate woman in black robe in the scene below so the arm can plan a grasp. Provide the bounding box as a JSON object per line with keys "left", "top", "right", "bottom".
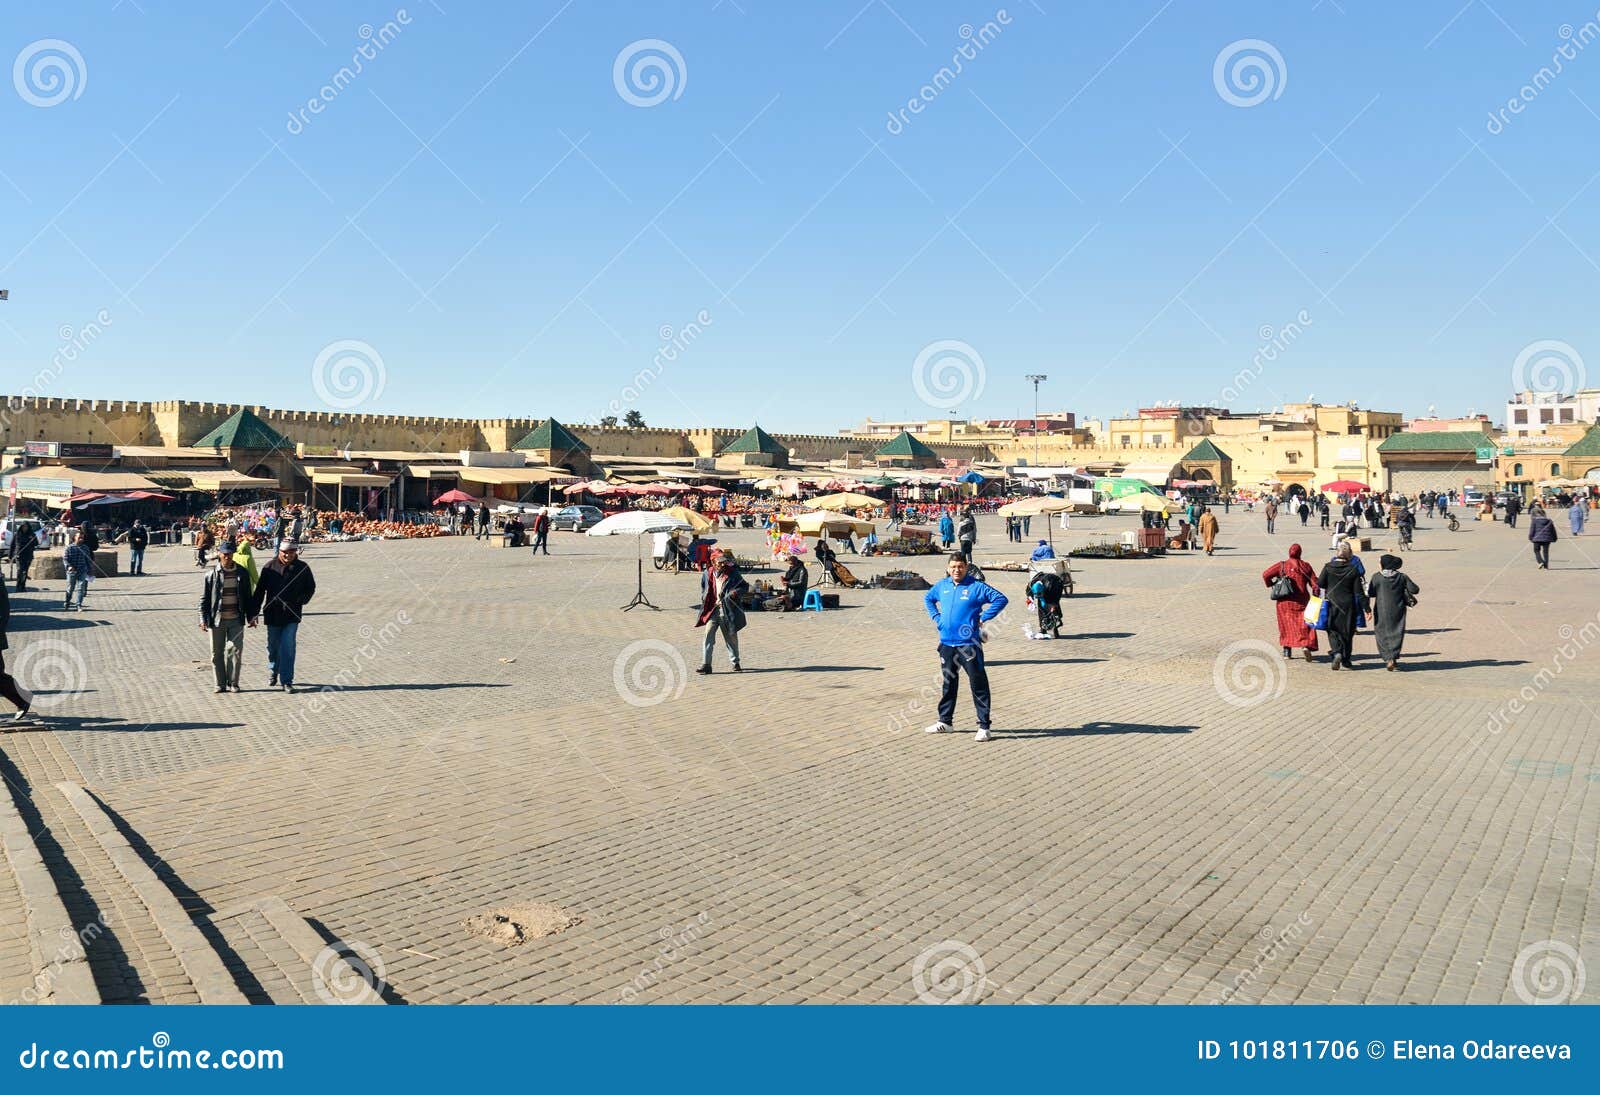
{"left": 1366, "top": 553, "right": 1419, "bottom": 671}
{"left": 1316, "top": 542, "right": 1368, "bottom": 670}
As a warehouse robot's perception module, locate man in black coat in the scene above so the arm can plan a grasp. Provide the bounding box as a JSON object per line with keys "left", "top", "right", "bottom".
{"left": 126, "top": 519, "right": 149, "bottom": 576}
{"left": 13, "top": 523, "right": 39, "bottom": 592}
{"left": 255, "top": 539, "right": 316, "bottom": 693}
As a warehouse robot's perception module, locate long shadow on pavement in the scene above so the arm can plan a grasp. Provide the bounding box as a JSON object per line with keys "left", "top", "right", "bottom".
{"left": 1002, "top": 722, "right": 1198, "bottom": 738}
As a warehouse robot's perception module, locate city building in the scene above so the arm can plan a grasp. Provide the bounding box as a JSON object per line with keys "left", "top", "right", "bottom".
{"left": 1504, "top": 389, "right": 1600, "bottom": 439}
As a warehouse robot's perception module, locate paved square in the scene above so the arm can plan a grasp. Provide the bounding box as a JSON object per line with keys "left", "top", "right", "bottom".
{"left": 1, "top": 511, "right": 1595, "bottom": 1004}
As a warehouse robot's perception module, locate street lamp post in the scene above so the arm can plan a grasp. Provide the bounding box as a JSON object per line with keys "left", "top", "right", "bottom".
{"left": 1024, "top": 374, "right": 1048, "bottom": 467}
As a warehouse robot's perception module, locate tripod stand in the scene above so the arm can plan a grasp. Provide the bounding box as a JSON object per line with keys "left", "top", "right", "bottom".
{"left": 621, "top": 545, "right": 659, "bottom": 611}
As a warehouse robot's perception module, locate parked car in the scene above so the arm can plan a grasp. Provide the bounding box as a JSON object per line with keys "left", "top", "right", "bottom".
{"left": 0, "top": 517, "right": 40, "bottom": 560}
{"left": 552, "top": 505, "right": 604, "bottom": 532}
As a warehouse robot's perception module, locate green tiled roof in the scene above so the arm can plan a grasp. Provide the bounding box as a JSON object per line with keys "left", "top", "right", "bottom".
{"left": 193, "top": 409, "right": 291, "bottom": 451}
{"left": 1183, "top": 438, "right": 1230, "bottom": 463}
{"left": 1376, "top": 430, "right": 1491, "bottom": 453}
{"left": 1562, "top": 425, "right": 1600, "bottom": 457}
{"left": 874, "top": 430, "right": 939, "bottom": 459}
{"left": 721, "top": 425, "right": 786, "bottom": 455}
{"left": 512, "top": 418, "right": 588, "bottom": 451}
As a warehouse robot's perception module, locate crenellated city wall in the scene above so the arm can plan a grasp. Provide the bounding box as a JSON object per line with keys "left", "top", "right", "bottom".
{"left": 0, "top": 397, "right": 1001, "bottom": 464}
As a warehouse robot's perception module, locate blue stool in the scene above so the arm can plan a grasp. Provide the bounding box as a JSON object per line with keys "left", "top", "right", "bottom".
{"left": 801, "top": 590, "right": 824, "bottom": 612}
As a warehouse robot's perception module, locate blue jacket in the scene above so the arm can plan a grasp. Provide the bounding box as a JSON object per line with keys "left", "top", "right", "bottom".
{"left": 938, "top": 515, "right": 954, "bottom": 540}
{"left": 1030, "top": 543, "right": 1055, "bottom": 560}
{"left": 924, "top": 575, "right": 1008, "bottom": 646}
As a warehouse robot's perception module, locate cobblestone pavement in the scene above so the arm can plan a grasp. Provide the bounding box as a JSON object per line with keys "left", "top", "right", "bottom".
{"left": 0, "top": 510, "right": 1595, "bottom": 1004}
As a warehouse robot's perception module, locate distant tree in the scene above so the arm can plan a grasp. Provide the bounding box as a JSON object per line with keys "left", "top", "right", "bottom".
{"left": 623, "top": 410, "right": 646, "bottom": 428}
{"left": 599, "top": 415, "right": 619, "bottom": 427}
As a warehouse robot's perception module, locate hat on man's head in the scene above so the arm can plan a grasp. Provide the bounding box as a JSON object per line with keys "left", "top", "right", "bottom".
{"left": 218, "top": 539, "right": 237, "bottom": 554}
{"left": 280, "top": 538, "right": 300, "bottom": 551}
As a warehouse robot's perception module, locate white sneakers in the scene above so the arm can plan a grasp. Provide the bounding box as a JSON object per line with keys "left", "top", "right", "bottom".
{"left": 926, "top": 721, "right": 994, "bottom": 742}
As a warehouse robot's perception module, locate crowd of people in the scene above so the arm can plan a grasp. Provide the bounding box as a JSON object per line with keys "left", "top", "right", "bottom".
{"left": 0, "top": 472, "right": 1587, "bottom": 735}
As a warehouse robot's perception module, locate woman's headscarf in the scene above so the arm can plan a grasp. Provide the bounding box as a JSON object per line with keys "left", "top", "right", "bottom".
{"left": 1288, "top": 543, "right": 1303, "bottom": 560}
{"left": 1336, "top": 541, "right": 1354, "bottom": 560}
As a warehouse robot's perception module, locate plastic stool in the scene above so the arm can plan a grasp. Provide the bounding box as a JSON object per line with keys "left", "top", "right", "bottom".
{"left": 801, "top": 589, "right": 824, "bottom": 612}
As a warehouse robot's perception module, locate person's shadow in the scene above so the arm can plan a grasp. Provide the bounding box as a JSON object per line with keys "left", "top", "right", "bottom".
{"left": 1001, "top": 721, "right": 1197, "bottom": 738}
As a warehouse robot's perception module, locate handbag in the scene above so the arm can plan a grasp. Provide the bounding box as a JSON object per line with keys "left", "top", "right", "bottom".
{"left": 1302, "top": 594, "right": 1327, "bottom": 629}
{"left": 1269, "top": 574, "right": 1296, "bottom": 601}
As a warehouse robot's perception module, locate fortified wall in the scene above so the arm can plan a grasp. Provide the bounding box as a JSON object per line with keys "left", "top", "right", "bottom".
{"left": 0, "top": 396, "right": 1000, "bottom": 465}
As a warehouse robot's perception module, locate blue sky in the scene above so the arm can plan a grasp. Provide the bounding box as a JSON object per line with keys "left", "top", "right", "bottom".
{"left": 3, "top": 1, "right": 1599, "bottom": 433}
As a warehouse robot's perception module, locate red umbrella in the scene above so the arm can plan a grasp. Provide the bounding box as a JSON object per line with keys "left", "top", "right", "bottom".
{"left": 431, "top": 488, "right": 478, "bottom": 505}
{"left": 123, "top": 490, "right": 177, "bottom": 501}
{"left": 1321, "top": 479, "right": 1368, "bottom": 493}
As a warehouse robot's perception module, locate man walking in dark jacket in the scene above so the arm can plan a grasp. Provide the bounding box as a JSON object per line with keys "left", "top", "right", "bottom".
{"left": 64, "top": 532, "right": 93, "bottom": 611}
{"left": 127, "top": 519, "right": 149, "bottom": 576}
{"left": 256, "top": 539, "right": 316, "bottom": 692}
{"left": 200, "top": 540, "right": 258, "bottom": 693}
{"left": 475, "top": 503, "right": 490, "bottom": 540}
{"left": 1528, "top": 505, "right": 1558, "bottom": 569}
{"left": 531, "top": 508, "right": 551, "bottom": 555}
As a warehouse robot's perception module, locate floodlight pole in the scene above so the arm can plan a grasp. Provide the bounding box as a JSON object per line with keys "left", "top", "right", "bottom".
{"left": 1025, "top": 374, "right": 1048, "bottom": 468}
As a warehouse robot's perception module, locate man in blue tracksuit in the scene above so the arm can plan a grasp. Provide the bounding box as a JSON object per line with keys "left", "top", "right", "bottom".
{"left": 923, "top": 553, "right": 1008, "bottom": 742}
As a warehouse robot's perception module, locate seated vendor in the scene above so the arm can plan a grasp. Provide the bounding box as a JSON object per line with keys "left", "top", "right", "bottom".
{"left": 1029, "top": 538, "right": 1055, "bottom": 561}
{"left": 779, "top": 552, "right": 809, "bottom": 611}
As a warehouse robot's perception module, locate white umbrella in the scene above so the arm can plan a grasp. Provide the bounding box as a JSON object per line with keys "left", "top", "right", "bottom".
{"left": 587, "top": 510, "right": 693, "bottom": 610}
{"left": 586, "top": 510, "right": 692, "bottom": 537}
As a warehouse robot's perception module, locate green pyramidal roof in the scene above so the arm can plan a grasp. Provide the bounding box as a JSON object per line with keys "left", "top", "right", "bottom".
{"left": 512, "top": 418, "right": 588, "bottom": 451}
{"left": 721, "top": 425, "right": 786, "bottom": 455}
{"left": 874, "top": 430, "right": 939, "bottom": 459}
{"left": 193, "top": 408, "right": 292, "bottom": 451}
{"left": 1183, "top": 438, "right": 1230, "bottom": 462}
{"left": 1563, "top": 425, "right": 1600, "bottom": 457}
{"left": 1377, "top": 430, "right": 1492, "bottom": 453}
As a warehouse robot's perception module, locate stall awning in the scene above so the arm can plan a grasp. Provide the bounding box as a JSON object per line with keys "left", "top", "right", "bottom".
{"left": 1118, "top": 462, "right": 1179, "bottom": 486}
{"left": 456, "top": 466, "right": 576, "bottom": 486}
{"left": 139, "top": 466, "right": 279, "bottom": 491}
{"left": 404, "top": 464, "right": 466, "bottom": 479}
{"left": 310, "top": 469, "right": 392, "bottom": 488}
{"left": 4, "top": 468, "right": 164, "bottom": 494}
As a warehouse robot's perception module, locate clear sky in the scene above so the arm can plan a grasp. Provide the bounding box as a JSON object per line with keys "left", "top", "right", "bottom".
{"left": 4, "top": 1, "right": 1598, "bottom": 433}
